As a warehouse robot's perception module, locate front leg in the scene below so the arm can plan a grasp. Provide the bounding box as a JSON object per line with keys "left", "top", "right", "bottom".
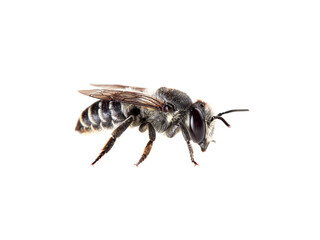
{"left": 166, "top": 111, "right": 187, "bottom": 138}
{"left": 180, "top": 123, "right": 198, "bottom": 166}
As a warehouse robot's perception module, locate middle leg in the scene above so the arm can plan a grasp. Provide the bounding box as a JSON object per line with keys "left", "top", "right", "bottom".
{"left": 135, "top": 123, "right": 156, "bottom": 166}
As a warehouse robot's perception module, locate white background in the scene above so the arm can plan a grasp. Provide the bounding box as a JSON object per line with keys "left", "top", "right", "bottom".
{"left": 1, "top": 0, "right": 319, "bottom": 239}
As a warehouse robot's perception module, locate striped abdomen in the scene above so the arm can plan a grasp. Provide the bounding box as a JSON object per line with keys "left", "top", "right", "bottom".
{"left": 75, "top": 100, "right": 127, "bottom": 133}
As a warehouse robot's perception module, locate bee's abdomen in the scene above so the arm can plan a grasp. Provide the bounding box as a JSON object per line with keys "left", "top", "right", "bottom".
{"left": 75, "top": 100, "right": 127, "bottom": 133}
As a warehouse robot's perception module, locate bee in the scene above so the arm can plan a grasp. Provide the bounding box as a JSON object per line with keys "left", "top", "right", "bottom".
{"left": 75, "top": 84, "right": 248, "bottom": 166}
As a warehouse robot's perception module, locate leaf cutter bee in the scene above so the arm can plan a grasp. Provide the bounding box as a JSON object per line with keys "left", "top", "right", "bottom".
{"left": 75, "top": 84, "right": 248, "bottom": 166}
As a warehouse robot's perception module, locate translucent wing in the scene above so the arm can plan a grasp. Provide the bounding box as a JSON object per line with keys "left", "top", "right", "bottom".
{"left": 78, "top": 88, "right": 165, "bottom": 111}
{"left": 89, "top": 84, "right": 147, "bottom": 92}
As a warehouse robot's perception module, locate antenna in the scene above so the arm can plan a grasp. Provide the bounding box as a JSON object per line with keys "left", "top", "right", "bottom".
{"left": 214, "top": 109, "right": 249, "bottom": 127}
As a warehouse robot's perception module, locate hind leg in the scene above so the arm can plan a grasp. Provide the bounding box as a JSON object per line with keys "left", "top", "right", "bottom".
{"left": 91, "top": 115, "right": 134, "bottom": 165}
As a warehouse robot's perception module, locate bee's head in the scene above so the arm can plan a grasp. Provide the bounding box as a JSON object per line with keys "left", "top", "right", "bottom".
{"left": 188, "top": 100, "right": 248, "bottom": 152}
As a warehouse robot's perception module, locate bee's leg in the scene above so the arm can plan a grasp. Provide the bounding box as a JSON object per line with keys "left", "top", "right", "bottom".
{"left": 91, "top": 115, "right": 134, "bottom": 165}
{"left": 138, "top": 122, "right": 148, "bottom": 133}
{"left": 166, "top": 125, "right": 179, "bottom": 138}
{"left": 180, "top": 123, "right": 198, "bottom": 166}
{"left": 135, "top": 123, "right": 156, "bottom": 166}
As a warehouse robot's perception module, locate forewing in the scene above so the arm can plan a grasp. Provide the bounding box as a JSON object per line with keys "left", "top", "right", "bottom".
{"left": 89, "top": 84, "right": 147, "bottom": 92}
{"left": 79, "top": 89, "right": 165, "bottom": 111}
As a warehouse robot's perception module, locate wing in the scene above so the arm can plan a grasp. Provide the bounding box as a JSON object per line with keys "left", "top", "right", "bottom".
{"left": 79, "top": 89, "right": 166, "bottom": 111}
{"left": 90, "top": 84, "right": 147, "bottom": 92}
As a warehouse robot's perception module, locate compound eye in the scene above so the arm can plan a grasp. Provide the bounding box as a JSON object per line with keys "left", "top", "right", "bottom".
{"left": 189, "top": 107, "right": 206, "bottom": 143}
